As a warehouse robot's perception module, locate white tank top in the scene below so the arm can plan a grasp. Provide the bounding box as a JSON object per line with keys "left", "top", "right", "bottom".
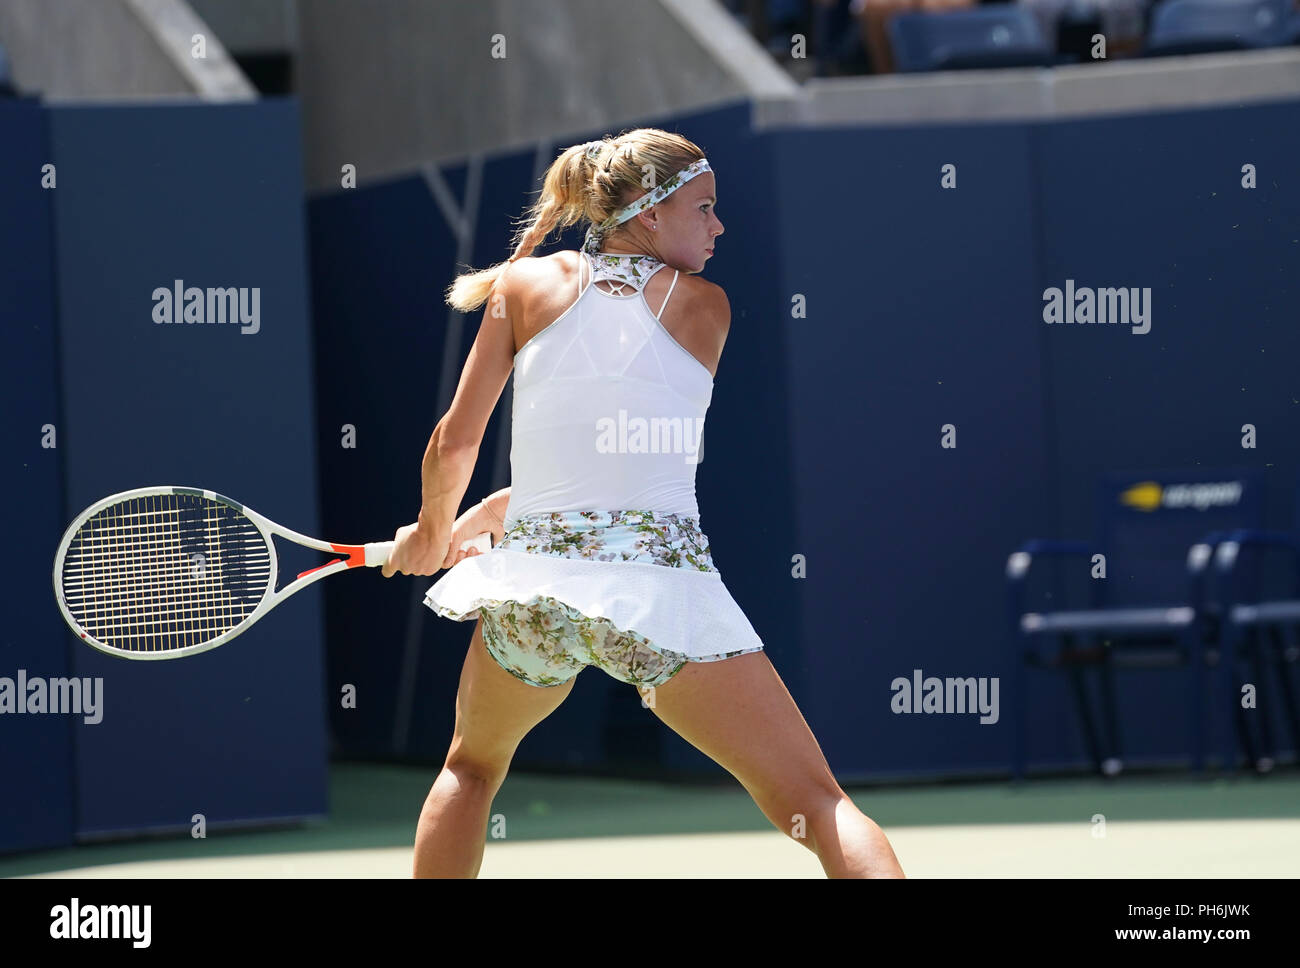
{"left": 503, "top": 250, "right": 714, "bottom": 529}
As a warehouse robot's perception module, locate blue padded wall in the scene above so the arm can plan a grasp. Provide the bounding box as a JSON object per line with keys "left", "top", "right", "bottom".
{"left": 0, "top": 98, "right": 74, "bottom": 853}
{"left": 46, "top": 100, "right": 327, "bottom": 837}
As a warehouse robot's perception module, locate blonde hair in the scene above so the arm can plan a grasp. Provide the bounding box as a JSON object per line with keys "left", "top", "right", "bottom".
{"left": 444, "top": 128, "right": 706, "bottom": 314}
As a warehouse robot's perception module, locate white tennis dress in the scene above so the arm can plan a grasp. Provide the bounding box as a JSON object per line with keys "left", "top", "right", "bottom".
{"left": 423, "top": 250, "right": 764, "bottom": 685}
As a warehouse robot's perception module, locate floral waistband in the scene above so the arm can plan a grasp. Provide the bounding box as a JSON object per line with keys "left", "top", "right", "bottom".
{"left": 497, "top": 509, "right": 717, "bottom": 572}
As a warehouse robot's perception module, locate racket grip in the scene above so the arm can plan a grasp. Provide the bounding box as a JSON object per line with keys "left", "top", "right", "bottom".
{"left": 364, "top": 541, "right": 395, "bottom": 567}
{"left": 461, "top": 531, "right": 492, "bottom": 554}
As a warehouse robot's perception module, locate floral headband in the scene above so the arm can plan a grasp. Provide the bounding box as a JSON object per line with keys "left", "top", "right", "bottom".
{"left": 579, "top": 150, "right": 712, "bottom": 255}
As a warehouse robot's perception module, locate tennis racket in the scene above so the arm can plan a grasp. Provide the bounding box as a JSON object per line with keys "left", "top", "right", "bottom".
{"left": 53, "top": 486, "right": 492, "bottom": 660}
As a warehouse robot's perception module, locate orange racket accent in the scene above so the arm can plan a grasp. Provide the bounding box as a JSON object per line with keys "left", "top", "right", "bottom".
{"left": 295, "top": 544, "right": 367, "bottom": 579}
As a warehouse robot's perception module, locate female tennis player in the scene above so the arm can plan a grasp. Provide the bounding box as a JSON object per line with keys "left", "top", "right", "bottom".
{"left": 381, "top": 128, "right": 905, "bottom": 878}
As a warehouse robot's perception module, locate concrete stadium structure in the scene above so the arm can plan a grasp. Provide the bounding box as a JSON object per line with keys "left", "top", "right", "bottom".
{"left": 2, "top": 0, "right": 1297, "bottom": 184}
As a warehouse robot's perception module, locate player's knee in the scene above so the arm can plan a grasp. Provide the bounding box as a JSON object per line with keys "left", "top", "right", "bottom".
{"left": 760, "top": 782, "right": 845, "bottom": 848}
{"left": 441, "top": 754, "right": 509, "bottom": 790}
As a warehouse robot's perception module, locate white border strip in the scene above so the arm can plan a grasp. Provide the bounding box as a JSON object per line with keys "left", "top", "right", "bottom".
{"left": 123, "top": 0, "right": 257, "bottom": 101}
{"left": 756, "top": 48, "right": 1300, "bottom": 128}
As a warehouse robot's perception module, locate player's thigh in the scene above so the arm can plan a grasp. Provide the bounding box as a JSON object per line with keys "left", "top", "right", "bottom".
{"left": 640, "top": 651, "right": 843, "bottom": 815}
{"left": 444, "top": 616, "right": 576, "bottom": 778}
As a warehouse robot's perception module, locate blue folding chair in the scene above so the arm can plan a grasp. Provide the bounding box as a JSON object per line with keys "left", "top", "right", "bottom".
{"left": 1210, "top": 486, "right": 1300, "bottom": 772}
{"left": 1007, "top": 469, "right": 1264, "bottom": 779}
{"left": 1144, "top": 0, "right": 1295, "bottom": 56}
{"left": 889, "top": 7, "right": 1055, "bottom": 73}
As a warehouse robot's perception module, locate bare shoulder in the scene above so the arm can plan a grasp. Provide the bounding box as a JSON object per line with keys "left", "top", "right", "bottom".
{"left": 646, "top": 270, "right": 732, "bottom": 378}
{"left": 506, "top": 250, "right": 573, "bottom": 273}
{"left": 497, "top": 251, "right": 578, "bottom": 306}
{"left": 497, "top": 250, "right": 575, "bottom": 290}
{"left": 527, "top": 250, "right": 583, "bottom": 273}
{"left": 678, "top": 274, "right": 731, "bottom": 336}
{"left": 503, "top": 251, "right": 582, "bottom": 349}
{"left": 501, "top": 246, "right": 579, "bottom": 296}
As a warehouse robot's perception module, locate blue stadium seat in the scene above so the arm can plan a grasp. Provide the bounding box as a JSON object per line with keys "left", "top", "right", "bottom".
{"left": 888, "top": 8, "right": 1054, "bottom": 73}
{"left": 1007, "top": 469, "right": 1265, "bottom": 779}
{"left": 1144, "top": 0, "right": 1294, "bottom": 57}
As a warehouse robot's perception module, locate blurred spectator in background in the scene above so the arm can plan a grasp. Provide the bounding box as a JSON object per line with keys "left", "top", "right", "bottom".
{"left": 718, "top": 0, "right": 1282, "bottom": 77}
{"left": 1020, "top": 0, "right": 1152, "bottom": 61}
{"left": 723, "top": 0, "right": 874, "bottom": 76}
{"left": 768, "top": 0, "right": 812, "bottom": 35}
{"left": 852, "top": 0, "right": 975, "bottom": 74}
{"left": 811, "top": 0, "right": 876, "bottom": 75}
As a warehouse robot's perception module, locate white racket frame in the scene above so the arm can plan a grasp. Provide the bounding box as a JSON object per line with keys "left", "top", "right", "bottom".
{"left": 52, "top": 485, "right": 489, "bottom": 661}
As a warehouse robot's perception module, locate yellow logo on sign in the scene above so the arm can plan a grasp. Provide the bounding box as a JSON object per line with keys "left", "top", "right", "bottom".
{"left": 1119, "top": 481, "right": 1163, "bottom": 512}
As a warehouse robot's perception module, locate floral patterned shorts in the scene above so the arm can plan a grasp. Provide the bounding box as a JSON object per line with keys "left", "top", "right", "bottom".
{"left": 476, "top": 509, "right": 720, "bottom": 689}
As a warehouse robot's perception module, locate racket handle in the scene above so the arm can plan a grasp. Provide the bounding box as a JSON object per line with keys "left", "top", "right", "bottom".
{"left": 362, "top": 533, "right": 489, "bottom": 568}
{"left": 364, "top": 541, "right": 395, "bottom": 567}
{"left": 461, "top": 531, "right": 492, "bottom": 554}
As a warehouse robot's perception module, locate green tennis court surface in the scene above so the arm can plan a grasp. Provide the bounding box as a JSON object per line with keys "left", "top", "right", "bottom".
{"left": 4, "top": 764, "right": 1298, "bottom": 878}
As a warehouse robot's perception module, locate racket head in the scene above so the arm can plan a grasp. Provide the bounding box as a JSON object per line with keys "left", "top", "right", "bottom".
{"left": 53, "top": 487, "right": 276, "bottom": 660}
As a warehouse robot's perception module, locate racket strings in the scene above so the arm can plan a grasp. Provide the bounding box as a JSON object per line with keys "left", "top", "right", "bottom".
{"left": 60, "top": 493, "right": 271, "bottom": 653}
